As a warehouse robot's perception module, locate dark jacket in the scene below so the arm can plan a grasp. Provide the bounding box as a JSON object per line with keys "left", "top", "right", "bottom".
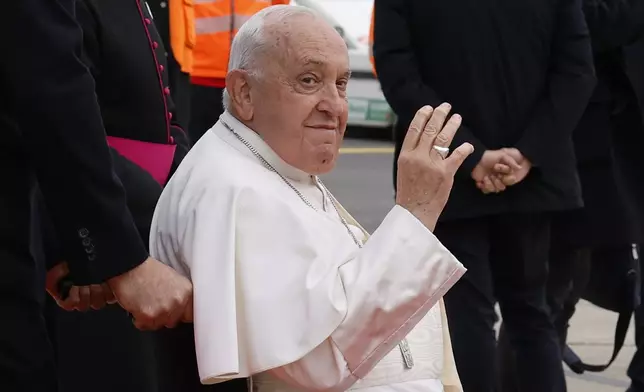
{"left": 618, "top": 38, "right": 644, "bottom": 235}
{"left": 75, "top": 0, "right": 190, "bottom": 245}
{"left": 374, "top": 0, "right": 596, "bottom": 221}
{"left": 554, "top": 0, "right": 644, "bottom": 247}
{"left": 0, "top": 0, "right": 148, "bottom": 286}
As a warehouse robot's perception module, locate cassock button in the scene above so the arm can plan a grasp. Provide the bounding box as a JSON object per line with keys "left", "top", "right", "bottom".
{"left": 168, "top": 112, "right": 173, "bottom": 120}
{"left": 159, "top": 64, "right": 165, "bottom": 72}
{"left": 153, "top": 41, "right": 159, "bottom": 49}
{"left": 164, "top": 87, "right": 171, "bottom": 95}
{"left": 170, "top": 136, "right": 175, "bottom": 143}
{"left": 145, "top": 18, "right": 152, "bottom": 25}
{"left": 160, "top": 1, "right": 167, "bottom": 8}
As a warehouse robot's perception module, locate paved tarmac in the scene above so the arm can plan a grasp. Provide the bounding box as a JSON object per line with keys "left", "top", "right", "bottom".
{"left": 322, "top": 137, "right": 637, "bottom": 392}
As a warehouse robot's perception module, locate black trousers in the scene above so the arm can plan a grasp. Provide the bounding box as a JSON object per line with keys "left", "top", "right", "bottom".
{"left": 189, "top": 85, "right": 225, "bottom": 144}
{"left": 496, "top": 242, "right": 592, "bottom": 392}
{"left": 499, "top": 240, "right": 644, "bottom": 392}
{"left": 49, "top": 303, "right": 159, "bottom": 392}
{"left": 0, "top": 162, "right": 58, "bottom": 392}
{"left": 435, "top": 213, "right": 566, "bottom": 392}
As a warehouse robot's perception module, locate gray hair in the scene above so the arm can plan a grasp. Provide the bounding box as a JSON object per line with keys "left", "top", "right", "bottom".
{"left": 222, "top": 5, "right": 318, "bottom": 111}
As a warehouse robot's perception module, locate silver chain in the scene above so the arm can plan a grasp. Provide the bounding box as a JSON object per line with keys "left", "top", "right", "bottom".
{"left": 221, "top": 119, "right": 363, "bottom": 249}
{"left": 221, "top": 119, "right": 414, "bottom": 369}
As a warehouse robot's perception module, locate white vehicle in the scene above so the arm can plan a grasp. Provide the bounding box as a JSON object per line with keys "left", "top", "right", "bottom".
{"left": 290, "top": 0, "right": 395, "bottom": 129}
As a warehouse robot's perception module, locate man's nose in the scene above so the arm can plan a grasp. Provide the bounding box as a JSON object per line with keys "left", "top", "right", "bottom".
{"left": 317, "top": 85, "right": 346, "bottom": 116}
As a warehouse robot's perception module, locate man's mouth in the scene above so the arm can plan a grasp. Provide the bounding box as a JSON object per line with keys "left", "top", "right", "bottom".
{"left": 307, "top": 124, "right": 337, "bottom": 130}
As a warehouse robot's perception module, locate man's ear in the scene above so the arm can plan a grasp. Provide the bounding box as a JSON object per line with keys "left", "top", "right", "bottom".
{"left": 226, "top": 70, "right": 254, "bottom": 121}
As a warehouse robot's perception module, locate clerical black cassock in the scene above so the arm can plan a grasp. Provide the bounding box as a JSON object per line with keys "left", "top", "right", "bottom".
{"left": 45, "top": 1, "right": 189, "bottom": 391}
{"left": 1, "top": 0, "right": 154, "bottom": 390}
{"left": 373, "top": 1, "right": 596, "bottom": 391}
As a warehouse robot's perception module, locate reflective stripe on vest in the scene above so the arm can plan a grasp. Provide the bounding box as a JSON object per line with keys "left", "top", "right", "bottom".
{"left": 368, "top": 7, "right": 376, "bottom": 77}
{"left": 195, "top": 14, "right": 253, "bottom": 34}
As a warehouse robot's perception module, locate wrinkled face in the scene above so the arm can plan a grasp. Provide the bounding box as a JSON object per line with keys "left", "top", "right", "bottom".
{"left": 229, "top": 15, "right": 350, "bottom": 175}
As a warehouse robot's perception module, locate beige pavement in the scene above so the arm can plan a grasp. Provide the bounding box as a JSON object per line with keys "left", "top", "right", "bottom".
{"left": 563, "top": 300, "right": 635, "bottom": 391}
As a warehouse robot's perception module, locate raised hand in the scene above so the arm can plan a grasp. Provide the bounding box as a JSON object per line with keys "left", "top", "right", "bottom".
{"left": 46, "top": 262, "right": 116, "bottom": 311}
{"left": 396, "top": 103, "right": 474, "bottom": 231}
{"left": 107, "top": 257, "right": 193, "bottom": 330}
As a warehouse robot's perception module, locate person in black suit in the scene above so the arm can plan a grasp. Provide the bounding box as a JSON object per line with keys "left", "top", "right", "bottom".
{"left": 373, "top": 0, "right": 596, "bottom": 391}
{"left": 0, "top": 0, "right": 192, "bottom": 390}
{"left": 495, "top": 1, "right": 644, "bottom": 391}
{"left": 44, "top": 1, "right": 192, "bottom": 391}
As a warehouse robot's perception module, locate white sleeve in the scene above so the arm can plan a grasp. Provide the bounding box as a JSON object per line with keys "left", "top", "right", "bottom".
{"left": 266, "top": 206, "right": 465, "bottom": 391}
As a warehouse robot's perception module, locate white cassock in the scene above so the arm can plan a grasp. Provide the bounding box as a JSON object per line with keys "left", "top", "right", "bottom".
{"left": 150, "top": 111, "right": 467, "bottom": 392}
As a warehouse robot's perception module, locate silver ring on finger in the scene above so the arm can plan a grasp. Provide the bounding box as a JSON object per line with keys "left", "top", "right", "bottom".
{"left": 432, "top": 145, "right": 449, "bottom": 159}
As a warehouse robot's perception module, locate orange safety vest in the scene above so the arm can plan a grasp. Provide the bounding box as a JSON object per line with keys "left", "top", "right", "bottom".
{"left": 170, "top": 0, "right": 197, "bottom": 74}
{"left": 191, "top": 0, "right": 290, "bottom": 84}
{"left": 368, "top": 7, "right": 377, "bottom": 77}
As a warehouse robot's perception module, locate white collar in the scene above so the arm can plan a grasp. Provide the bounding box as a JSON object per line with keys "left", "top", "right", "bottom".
{"left": 217, "top": 111, "right": 314, "bottom": 184}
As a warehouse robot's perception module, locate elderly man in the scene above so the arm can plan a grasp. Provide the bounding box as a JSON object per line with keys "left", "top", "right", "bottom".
{"left": 151, "top": 5, "right": 473, "bottom": 392}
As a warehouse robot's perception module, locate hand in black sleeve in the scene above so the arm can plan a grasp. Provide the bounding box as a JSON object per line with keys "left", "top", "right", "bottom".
{"left": 1, "top": 0, "right": 148, "bottom": 284}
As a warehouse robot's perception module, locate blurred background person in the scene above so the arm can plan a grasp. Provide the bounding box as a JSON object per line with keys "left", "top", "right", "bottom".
{"left": 188, "top": 0, "right": 290, "bottom": 144}
{"left": 43, "top": 0, "right": 190, "bottom": 391}
{"left": 372, "top": 0, "right": 596, "bottom": 391}
{"left": 496, "top": 0, "right": 644, "bottom": 390}
{"left": 622, "top": 37, "right": 644, "bottom": 392}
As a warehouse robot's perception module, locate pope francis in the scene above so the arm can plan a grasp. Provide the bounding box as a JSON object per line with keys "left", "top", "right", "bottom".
{"left": 150, "top": 5, "right": 475, "bottom": 392}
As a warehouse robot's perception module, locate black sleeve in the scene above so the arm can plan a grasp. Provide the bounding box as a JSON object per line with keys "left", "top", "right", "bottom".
{"left": 583, "top": 0, "right": 644, "bottom": 53}
{"left": 515, "top": 0, "right": 597, "bottom": 167}
{"left": 372, "top": 0, "right": 486, "bottom": 172}
{"left": 0, "top": 0, "right": 148, "bottom": 284}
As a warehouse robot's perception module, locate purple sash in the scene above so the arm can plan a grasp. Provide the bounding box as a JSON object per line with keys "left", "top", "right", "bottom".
{"left": 107, "top": 136, "right": 176, "bottom": 186}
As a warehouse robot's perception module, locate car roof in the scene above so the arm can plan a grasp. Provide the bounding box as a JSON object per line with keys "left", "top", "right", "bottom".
{"left": 309, "top": 0, "right": 373, "bottom": 44}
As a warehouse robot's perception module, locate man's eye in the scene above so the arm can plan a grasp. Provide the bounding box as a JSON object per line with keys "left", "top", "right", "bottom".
{"left": 301, "top": 77, "right": 316, "bottom": 85}
{"left": 337, "top": 80, "right": 348, "bottom": 90}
